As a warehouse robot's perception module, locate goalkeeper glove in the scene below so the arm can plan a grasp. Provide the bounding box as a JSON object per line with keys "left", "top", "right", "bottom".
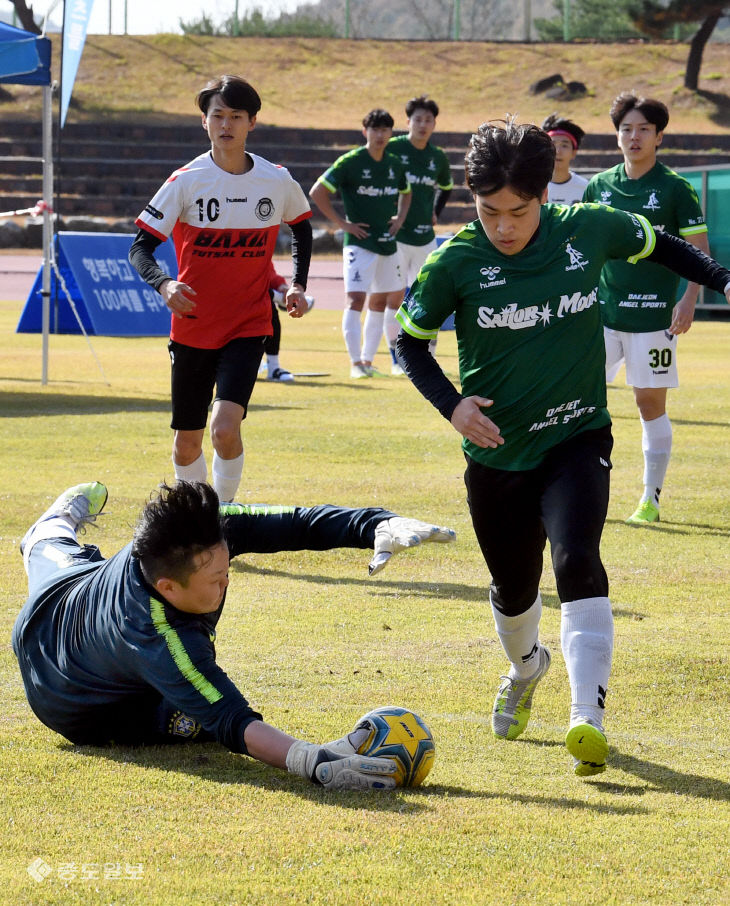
{"left": 286, "top": 740, "right": 396, "bottom": 790}
{"left": 368, "top": 516, "right": 457, "bottom": 576}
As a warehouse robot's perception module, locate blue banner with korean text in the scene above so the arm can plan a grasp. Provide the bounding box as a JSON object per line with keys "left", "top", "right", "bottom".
{"left": 16, "top": 232, "right": 176, "bottom": 336}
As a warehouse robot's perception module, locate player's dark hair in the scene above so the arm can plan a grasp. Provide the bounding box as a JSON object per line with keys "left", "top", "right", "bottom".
{"left": 609, "top": 92, "right": 669, "bottom": 133}
{"left": 362, "top": 108, "right": 394, "bottom": 129}
{"left": 540, "top": 113, "right": 585, "bottom": 149}
{"left": 197, "top": 75, "right": 262, "bottom": 117}
{"left": 133, "top": 482, "right": 225, "bottom": 587}
{"left": 465, "top": 118, "right": 555, "bottom": 200}
{"left": 405, "top": 95, "right": 439, "bottom": 119}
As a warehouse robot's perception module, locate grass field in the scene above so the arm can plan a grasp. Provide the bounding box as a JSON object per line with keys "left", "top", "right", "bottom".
{"left": 1, "top": 298, "right": 729, "bottom": 905}
{"left": 3, "top": 34, "right": 730, "bottom": 134}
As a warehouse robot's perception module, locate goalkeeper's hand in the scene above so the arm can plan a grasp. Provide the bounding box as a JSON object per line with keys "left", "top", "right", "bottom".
{"left": 286, "top": 740, "right": 397, "bottom": 790}
{"left": 368, "top": 516, "right": 457, "bottom": 576}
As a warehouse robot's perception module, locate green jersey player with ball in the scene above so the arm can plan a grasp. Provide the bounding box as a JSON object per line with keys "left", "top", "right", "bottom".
{"left": 395, "top": 118, "right": 730, "bottom": 777}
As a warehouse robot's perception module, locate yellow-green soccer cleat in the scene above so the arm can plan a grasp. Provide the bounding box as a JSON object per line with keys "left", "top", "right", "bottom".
{"left": 625, "top": 500, "right": 660, "bottom": 525}
{"left": 21, "top": 482, "right": 108, "bottom": 554}
{"left": 492, "top": 645, "right": 551, "bottom": 740}
{"left": 566, "top": 723, "right": 608, "bottom": 777}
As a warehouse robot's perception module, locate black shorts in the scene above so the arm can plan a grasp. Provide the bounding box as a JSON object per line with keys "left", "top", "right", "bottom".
{"left": 168, "top": 336, "right": 266, "bottom": 431}
{"left": 464, "top": 426, "right": 613, "bottom": 615}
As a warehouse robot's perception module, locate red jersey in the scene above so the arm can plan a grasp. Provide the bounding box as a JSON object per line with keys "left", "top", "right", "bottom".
{"left": 135, "top": 151, "right": 311, "bottom": 349}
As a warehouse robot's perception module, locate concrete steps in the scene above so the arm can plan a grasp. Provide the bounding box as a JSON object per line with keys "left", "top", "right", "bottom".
{"left": 3, "top": 121, "right": 730, "bottom": 226}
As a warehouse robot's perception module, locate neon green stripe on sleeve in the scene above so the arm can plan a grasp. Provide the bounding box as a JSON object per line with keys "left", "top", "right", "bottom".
{"left": 219, "top": 504, "right": 296, "bottom": 516}
{"left": 627, "top": 213, "right": 656, "bottom": 264}
{"left": 395, "top": 305, "right": 440, "bottom": 341}
{"left": 149, "top": 597, "right": 223, "bottom": 704}
{"left": 679, "top": 224, "right": 709, "bottom": 237}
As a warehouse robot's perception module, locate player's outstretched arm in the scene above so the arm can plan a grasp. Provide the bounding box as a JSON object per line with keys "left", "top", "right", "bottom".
{"left": 243, "top": 721, "right": 396, "bottom": 790}
{"left": 221, "top": 503, "right": 455, "bottom": 575}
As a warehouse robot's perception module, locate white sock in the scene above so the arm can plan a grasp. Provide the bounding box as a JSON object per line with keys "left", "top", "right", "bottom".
{"left": 212, "top": 451, "right": 244, "bottom": 503}
{"left": 384, "top": 307, "right": 399, "bottom": 348}
{"left": 342, "top": 309, "right": 362, "bottom": 363}
{"left": 491, "top": 593, "right": 542, "bottom": 679}
{"left": 640, "top": 414, "right": 672, "bottom": 506}
{"left": 561, "top": 597, "right": 613, "bottom": 730}
{"left": 267, "top": 354, "right": 280, "bottom": 374}
{"left": 361, "top": 309, "right": 385, "bottom": 363}
{"left": 22, "top": 516, "right": 77, "bottom": 574}
{"left": 173, "top": 451, "right": 207, "bottom": 483}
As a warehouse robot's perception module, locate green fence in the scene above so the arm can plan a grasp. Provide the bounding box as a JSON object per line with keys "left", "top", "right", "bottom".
{"left": 678, "top": 165, "right": 730, "bottom": 309}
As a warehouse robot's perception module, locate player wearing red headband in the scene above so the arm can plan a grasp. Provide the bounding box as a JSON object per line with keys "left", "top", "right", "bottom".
{"left": 541, "top": 114, "right": 587, "bottom": 206}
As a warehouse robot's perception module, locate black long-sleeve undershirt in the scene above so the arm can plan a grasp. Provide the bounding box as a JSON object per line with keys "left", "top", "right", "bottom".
{"left": 128, "top": 217, "right": 313, "bottom": 292}
{"left": 395, "top": 229, "right": 730, "bottom": 425}
{"left": 433, "top": 187, "right": 452, "bottom": 220}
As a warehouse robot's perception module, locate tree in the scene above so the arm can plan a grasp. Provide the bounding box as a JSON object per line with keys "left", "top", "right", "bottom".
{"left": 179, "top": 6, "right": 337, "bottom": 38}
{"left": 535, "top": 0, "right": 642, "bottom": 41}
{"left": 628, "top": 1, "right": 728, "bottom": 90}
{"left": 5, "top": 0, "right": 40, "bottom": 33}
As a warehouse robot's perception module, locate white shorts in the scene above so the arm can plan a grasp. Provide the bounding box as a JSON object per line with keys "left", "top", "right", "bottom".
{"left": 343, "top": 246, "right": 404, "bottom": 294}
{"left": 604, "top": 326, "right": 679, "bottom": 388}
{"left": 397, "top": 239, "right": 438, "bottom": 287}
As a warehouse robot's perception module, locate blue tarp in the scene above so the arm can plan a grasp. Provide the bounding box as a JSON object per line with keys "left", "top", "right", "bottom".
{"left": 0, "top": 20, "right": 51, "bottom": 86}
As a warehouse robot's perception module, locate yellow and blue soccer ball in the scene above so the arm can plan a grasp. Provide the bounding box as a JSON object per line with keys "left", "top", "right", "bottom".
{"left": 354, "top": 706, "right": 435, "bottom": 787}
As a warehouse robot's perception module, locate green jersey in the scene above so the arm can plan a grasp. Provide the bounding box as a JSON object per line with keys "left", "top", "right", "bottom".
{"left": 583, "top": 161, "right": 707, "bottom": 332}
{"left": 397, "top": 203, "right": 656, "bottom": 471}
{"left": 387, "top": 134, "right": 454, "bottom": 246}
{"left": 317, "top": 146, "right": 410, "bottom": 255}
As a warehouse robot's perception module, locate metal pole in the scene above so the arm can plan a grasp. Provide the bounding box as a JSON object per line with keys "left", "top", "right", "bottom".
{"left": 41, "top": 84, "right": 53, "bottom": 385}
{"left": 345, "top": 0, "right": 350, "bottom": 39}
{"left": 453, "top": 0, "right": 461, "bottom": 40}
{"left": 124, "top": 0, "right": 128, "bottom": 35}
{"left": 524, "top": 0, "right": 532, "bottom": 42}
{"left": 233, "top": 0, "right": 239, "bottom": 36}
{"left": 563, "top": 0, "right": 571, "bottom": 42}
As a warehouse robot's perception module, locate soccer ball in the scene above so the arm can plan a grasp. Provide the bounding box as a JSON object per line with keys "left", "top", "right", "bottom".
{"left": 353, "top": 706, "right": 435, "bottom": 788}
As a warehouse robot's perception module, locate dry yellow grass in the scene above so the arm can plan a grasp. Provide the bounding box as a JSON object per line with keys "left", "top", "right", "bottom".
{"left": 3, "top": 34, "right": 730, "bottom": 133}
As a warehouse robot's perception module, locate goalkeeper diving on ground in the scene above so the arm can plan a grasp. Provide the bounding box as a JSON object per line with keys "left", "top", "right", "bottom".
{"left": 12, "top": 481, "right": 454, "bottom": 791}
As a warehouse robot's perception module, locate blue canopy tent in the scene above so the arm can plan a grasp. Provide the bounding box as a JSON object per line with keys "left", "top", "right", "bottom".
{"left": 0, "top": 20, "right": 53, "bottom": 382}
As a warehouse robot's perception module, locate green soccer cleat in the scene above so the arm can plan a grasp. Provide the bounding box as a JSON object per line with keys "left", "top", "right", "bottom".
{"left": 566, "top": 723, "right": 608, "bottom": 777}
{"left": 21, "top": 482, "right": 108, "bottom": 553}
{"left": 492, "top": 645, "right": 551, "bottom": 740}
{"left": 625, "top": 500, "right": 660, "bottom": 525}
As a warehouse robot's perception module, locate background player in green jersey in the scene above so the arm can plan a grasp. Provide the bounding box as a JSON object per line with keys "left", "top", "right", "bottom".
{"left": 380, "top": 96, "right": 454, "bottom": 373}
{"left": 583, "top": 93, "right": 710, "bottom": 525}
{"left": 309, "top": 110, "right": 411, "bottom": 379}
{"left": 395, "top": 118, "right": 730, "bottom": 778}
{"left": 541, "top": 113, "right": 588, "bottom": 205}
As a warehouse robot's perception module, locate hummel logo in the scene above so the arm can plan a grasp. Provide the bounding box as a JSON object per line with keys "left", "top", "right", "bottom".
{"left": 362, "top": 168, "right": 372, "bottom": 180}
{"left": 480, "top": 266, "right": 502, "bottom": 280}
{"left": 600, "top": 190, "right": 612, "bottom": 204}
